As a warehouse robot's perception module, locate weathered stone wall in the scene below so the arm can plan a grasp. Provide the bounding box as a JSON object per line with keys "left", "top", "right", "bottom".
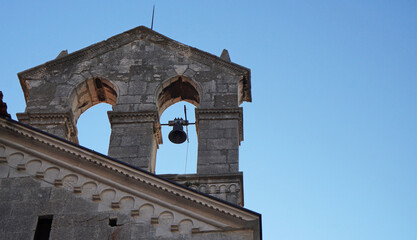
{"left": 16, "top": 26, "right": 251, "bottom": 203}
{"left": 0, "top": 177, "right": 253, "bottom": 240}
{"left": 0, "top": 132, "right": 259, "bottom": 240}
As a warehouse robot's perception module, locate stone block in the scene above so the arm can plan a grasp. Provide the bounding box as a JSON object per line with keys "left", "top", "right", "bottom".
{"left": 128, "top": 81, "right": 147, "bottom": 95}
{"left": 223, "top": 128, "right": 239, "bottom": 138}
{"left": 0, "top": 164, "right": 9, "bottom": 178}
{"left": 208, "top": 119, "right": 239, "bottom": 129}
{"left": 73, "top": 226, "right": 98, "bottom": 239}
{"left": 216, "top": 83, "right": 229, "bottom": 93}
{"left": 55, "top": 84, "right": 74, "bottom": 97}
{"left": 198, "top": 129, "right": 224, "bottom": 139}
{"left": 108, "top": 146, "right": 139, "bottom": 157}
{"left": 214, "top": 95, "right": 238, "bottom": 108}
{"left": 206, "top": 138, "right": 236, "bottom": 150}
{"left": 50, "top": 226, "right": 75, "bottom": 240}
{"left": 198, "top": 150, "right": 227, "bottom": 164}
{"left": 197, "top": 164, "right": 230, "bottom": 175}
{"left": 229, "top": 163, "right": 239, "bottom": 172}
{"left": 130, "top": 223, "right": 154, "bottom": 239}
{"left": 0, "top": 201, "right": 12, "bottom": 217}
{"left": 11, "top": 202, "right": 38, "bottom": 217}
{"left": 118, "top": 95, "right": 140, "bottom": 104}
{"left": 120, "top": 135, "right": 143, "bottom": 146}
{"left": 96, "top": 226, "right": 113, "bottom": 239}
{"left": 8, "top": 167, "right": 30, "bottom": 178}
{"left": 226, "top": 149, "right": 239, "bottom": 164}
{"left": 0, "top": 177, "right": 12, "bottom": 188}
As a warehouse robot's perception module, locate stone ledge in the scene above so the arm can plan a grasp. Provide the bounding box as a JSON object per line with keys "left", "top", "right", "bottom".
{"left": 108, "top": 111, "right": 162, "bottom": 145}
{"left": 159, "top": 172, "right": 244, "bottom": 207}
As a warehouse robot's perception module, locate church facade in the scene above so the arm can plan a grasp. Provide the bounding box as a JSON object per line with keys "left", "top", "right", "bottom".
{"left": 0, "top": 26, "right": 261, "bottom": 239}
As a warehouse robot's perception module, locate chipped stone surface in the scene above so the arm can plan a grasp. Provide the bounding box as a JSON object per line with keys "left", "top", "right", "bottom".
{"left": 17, "top": 26, "right": 250, "bottom": 178}
{"left": 11, "top": 27, "right": 259, "bottom": 240}
{"left": 0, "top": 126, "right": 261, "bottom": 240}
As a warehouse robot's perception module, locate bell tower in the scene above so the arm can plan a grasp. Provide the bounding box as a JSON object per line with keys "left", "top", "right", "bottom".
{"left": 16, "top": 26, "right": 251, "bottom": 206}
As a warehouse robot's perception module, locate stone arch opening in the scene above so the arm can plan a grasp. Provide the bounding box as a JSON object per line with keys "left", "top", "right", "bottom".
{"left": 69, "top": 77, "right": 117, "bottom": 152}
{"left": 156, "top": 76, "right": 200, "bottom": 116}
{"left": 77, "top": 103, "right": 113, "bottom": 154}
{"left": 70, "top": 77, "right": 118, "bottom": 124}
{"left": 157, "top": 102, "right": 198, "bottom": 174}
{"left": 155, "top": 76, "right": 200, "bottom": 174}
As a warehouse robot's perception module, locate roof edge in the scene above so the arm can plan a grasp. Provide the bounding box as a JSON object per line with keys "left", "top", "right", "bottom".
{"left": 0, "top": 116, "right": 261, "bottom": 220}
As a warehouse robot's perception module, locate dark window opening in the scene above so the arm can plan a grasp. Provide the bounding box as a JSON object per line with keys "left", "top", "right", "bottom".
{"left": 109, "top": 218, "right": 118, "bottom": 227}
{"left": 34, "top": 215, "right": 53, "bottom": 240}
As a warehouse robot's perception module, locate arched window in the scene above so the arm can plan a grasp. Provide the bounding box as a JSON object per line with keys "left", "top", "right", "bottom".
{"left": 156, "top": 102, "right": 197, "bottom": 174}
{"left": 69, "top": 77, "right": 117, "bottom": 154}
{"left": 155, "top": 76, "right": 200, "bottom": 174}
{"left": 77, "top": 103, "right": 112, "bottom": 155}
{"left": 70, "top": 77, "right": 117, "bottom": 123}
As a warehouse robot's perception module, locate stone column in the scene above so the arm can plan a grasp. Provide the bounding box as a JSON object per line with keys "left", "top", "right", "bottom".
{"left": 107, "top": 111, "right": 161, "bottom": 173}
{"left": 16, "top": 112, "right": 78, "bottom": 143}
{"left": 195, "top": 108, "right": 243, "bottom": 174}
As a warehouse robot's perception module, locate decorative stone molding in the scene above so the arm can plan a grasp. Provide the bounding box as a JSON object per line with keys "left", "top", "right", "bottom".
{"left": 171, "top": 225, "right": 179, "bottom": 232}
{"left": 0, "top": 144, "right": 215, "bottom": 233}
{"left": 16, "top": 112, "right": 78, "bottom": 143}
{"left": 160, "top": 173, "right": 244, "bottom": 207}
{"left": 108, "top": 111, "right": 162, "bottom": 145}
{"left": 35, "top": 171, "right": 44, "bottom": 179}
{"left": 0, "top": 118, "right": 260, "bottom": 230}
{"left": 151, "top": 217, "right": 159, "bottom": 225}
{"left": 16, "top": 163, "right": 26, "bottom": 171}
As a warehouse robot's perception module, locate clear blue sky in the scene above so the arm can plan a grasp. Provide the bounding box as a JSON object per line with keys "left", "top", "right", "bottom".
{"left": 1, "top": 1, "right": 415, "bottom": 239}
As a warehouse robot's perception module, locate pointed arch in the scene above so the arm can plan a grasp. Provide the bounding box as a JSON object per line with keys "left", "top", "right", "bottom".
{"left": 69, "top": 77, "right": 118, "bottom": 124}
{"left": 155, "top": 76, "right": 200, "bottom": 116}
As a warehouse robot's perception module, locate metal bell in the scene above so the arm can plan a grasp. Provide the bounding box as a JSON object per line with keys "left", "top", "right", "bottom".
{"left": 168, "top": 119, "right": 187, "bottom": 144}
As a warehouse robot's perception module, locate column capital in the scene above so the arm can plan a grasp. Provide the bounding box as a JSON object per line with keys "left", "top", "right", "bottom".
{"left": 16, "top": 111, "right": 78, "bottom": 143}
{"left": 107, "top": 110, "right": 162, "bottom": 145}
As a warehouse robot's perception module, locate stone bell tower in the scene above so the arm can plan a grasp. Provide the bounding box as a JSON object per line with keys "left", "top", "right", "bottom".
{"left": 16, "top": 26, "right": 251, "bottom": 206}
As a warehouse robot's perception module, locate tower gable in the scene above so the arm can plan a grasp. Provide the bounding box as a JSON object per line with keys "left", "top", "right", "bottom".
{"left": 16, "top": 26, "right": 251, "bottom": 177}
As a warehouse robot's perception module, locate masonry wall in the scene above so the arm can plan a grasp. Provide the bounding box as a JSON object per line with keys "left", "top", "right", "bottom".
{"left": 0, "top": 176, "right": 253, "bottom": 240}
{"left": 17, "top": 27, "right": 249, "bottom": 176}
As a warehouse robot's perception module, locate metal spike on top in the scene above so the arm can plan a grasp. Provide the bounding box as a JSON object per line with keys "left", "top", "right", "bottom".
{"left": 151, "top": 5, "right": 155, "bottom": 30}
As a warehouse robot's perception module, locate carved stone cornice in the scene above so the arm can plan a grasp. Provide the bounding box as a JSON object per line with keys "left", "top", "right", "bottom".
{"left": 108, "top": 111, "right": 158, "bottom": 124}
{"left": 16, "top": 112, "right": 77, "bottom": 143}
{"left": 107, "top": 111, "right": 162, "bottom": 144}
{"left": 159, "top": 172, "right": 244, "bottom": 207}
{"left": 17, "top": 112, "right": 71, "bottom": 123}
{"left": 195, "top": 108, "right": 244, "bottom": 142}
{"left": 0, "top": 117, "right": 260, "bottom": 226}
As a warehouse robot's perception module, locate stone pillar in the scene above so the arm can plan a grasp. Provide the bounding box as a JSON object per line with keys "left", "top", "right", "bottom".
{"left": 107, "top": 111, "right": 161, "bottom": 173}
{"left": 195, "top": 108, "right": 243, "bottom": 174}
{"left": 16, "top": 112, "right": 78, "bottom": 143}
